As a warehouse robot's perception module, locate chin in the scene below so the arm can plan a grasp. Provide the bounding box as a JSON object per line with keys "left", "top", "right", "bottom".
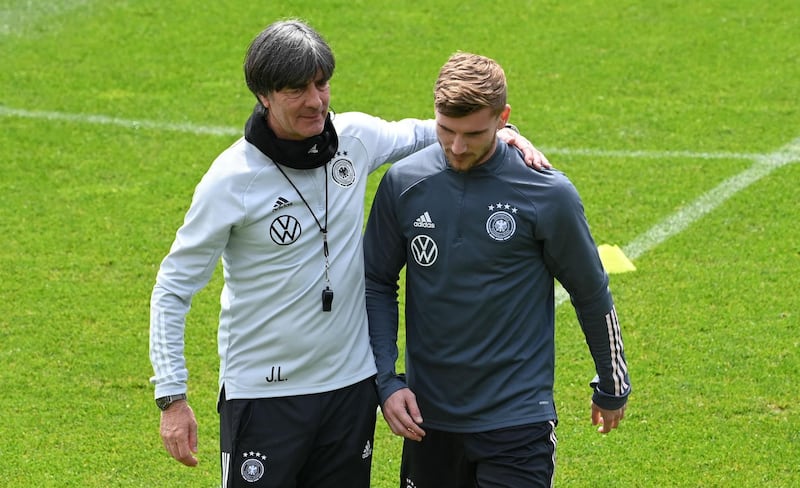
{"left": 449, "top": 158, "right": 476, "bottom": 171}
{"left": 301, "top": 121, "right": 326, "bottom": 138}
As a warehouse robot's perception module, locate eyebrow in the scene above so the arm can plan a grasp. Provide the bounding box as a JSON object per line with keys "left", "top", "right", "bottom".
{"left": 286, "top": 72, "right": 330, "bottom": 90}
{"left": 437, "top": 122, "right": 492, "bottom": 136}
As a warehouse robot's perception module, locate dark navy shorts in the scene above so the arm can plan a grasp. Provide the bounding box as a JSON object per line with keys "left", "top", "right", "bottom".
{"left": 400, "top": 420, "right": 558, "bottom": 488}
{"left": 218, "top": 377, "right": 378, "bottom": 488}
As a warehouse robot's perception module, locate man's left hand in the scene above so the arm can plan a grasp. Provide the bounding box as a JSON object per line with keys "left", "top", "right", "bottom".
{"left": 592, "top": 402, "right": 626, "bottom": 434}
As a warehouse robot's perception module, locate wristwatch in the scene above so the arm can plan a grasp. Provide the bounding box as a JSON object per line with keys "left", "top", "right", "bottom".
{"left": 155, "top": 393, "right": 187, "bottom": 411}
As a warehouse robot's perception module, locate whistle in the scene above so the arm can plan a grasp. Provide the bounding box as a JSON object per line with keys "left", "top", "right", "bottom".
{"left": 322, "top": 287, "right": 334, "bottom": 312}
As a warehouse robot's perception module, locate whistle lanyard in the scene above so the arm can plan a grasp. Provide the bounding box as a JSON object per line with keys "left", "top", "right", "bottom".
{"left": 273, "top": 162, "right": 334, "bottom": 311}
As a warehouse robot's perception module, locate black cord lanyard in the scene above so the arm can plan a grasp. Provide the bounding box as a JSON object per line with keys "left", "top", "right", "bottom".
{"left": 273, "top": 162, "right": 334, "bottom": 312}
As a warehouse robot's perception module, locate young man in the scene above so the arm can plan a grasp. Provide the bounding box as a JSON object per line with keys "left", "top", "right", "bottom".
{"left": 365, "top": 52, "right": 631, "bottom": 487}
{"left": 149, "top": 21, "right": 548, "bottom": 488}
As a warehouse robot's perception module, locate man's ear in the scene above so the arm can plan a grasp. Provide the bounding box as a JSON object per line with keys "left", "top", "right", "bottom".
{"left": 257, "top": 93, "right": 269, "bottom": 109}
{"left": 499, "top": 104, "right": 511, "bottom": 127}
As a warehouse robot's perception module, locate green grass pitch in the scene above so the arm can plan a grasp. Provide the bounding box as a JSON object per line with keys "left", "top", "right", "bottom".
{"left": 1, "top": 1, "right": 798, "bottom": 486}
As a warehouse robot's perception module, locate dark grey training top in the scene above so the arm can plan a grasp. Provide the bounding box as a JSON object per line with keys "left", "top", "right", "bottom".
{"left": 365, "top": 141, "right": 630, "bottom": 433}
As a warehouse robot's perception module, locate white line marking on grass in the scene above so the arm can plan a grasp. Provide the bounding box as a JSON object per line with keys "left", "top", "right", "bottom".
{"left": 622, "top": 137, "right": 800, "bottom": 261}
{"left": 2, "top": 105, "right": 796, "bottom": 306}
{"left": 0, "top": 105, "right": 781, "bottom": 163}
{"left": 555, "top": 136, "right": 800, "bottom": 306}
{"left": 0, "top": 106, "right": 241, "bottom": 138}
{"left": 543, "top": 146, "right": 764, "bottom": 161}
{"left": 0, "top": 0, "right": 93, "bottom": 37}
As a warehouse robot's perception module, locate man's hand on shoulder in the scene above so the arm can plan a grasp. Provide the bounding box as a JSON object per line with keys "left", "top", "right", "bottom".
{"left": 497, "top": 126, "right": 551, "bottom": 171}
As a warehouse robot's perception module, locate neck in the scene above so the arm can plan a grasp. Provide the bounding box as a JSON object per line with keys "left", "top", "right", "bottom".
{"left": 244, "top": 104, "right": 338, "bottom": 170}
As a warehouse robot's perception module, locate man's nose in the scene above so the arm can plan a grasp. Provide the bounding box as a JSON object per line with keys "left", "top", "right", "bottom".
{"left": 451, "top": 135, "right": 467, "bottom": 155}
{"left": 303, "top": 85, "right": 324, "bottom": 109}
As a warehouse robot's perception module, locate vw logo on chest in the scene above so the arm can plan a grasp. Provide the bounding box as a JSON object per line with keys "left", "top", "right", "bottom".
{"left": 410, "top": 234, "right": 438, "bottom": 267}
{"left": 270, "top": 215, "right": 302, "bottom": 245}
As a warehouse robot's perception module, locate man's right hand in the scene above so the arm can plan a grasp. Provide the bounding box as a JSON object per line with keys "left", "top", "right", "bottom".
{"left": 160, "top": 400, "right": 199, "bottom": 466}
{"left": 381, "top": 388, "right": 426, "bottom": 442}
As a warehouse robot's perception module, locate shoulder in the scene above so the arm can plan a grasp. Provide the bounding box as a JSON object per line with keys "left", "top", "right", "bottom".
{"left": 499, "top": 145, "right": 579, "bottom": 201}
{"left": 197, "top": 138, "right": 271, "bottom": 192}
{"left": 384, "top": 145, "right": 444, "bottom": 185}
{"left": 333, "top": 111, "right": 434, "bottom": 137}
{"left": 547, "top": 171, "right": 583, "bottom": 209}
{"left": 373, "top": 146, "right": 445, "bottom": 200}
{"left": 521, "top": 169, "right": 586, "bottom": 226}
{"left": 495, "top": 150, "right": 584, "bottom": 217}
{"left": 332, "top": 111, "right": 382, "bottom": 133}
{"left": 536, "top": 169, "right": 579, "bottom": 197}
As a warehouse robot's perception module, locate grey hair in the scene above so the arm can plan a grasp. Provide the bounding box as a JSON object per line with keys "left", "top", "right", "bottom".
{"left": 244, "top": 19, "right": 335, "bottom": 97}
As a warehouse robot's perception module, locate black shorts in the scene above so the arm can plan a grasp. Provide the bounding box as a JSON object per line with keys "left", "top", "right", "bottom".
{"left": 400, "top": 421, "right": 557, "bottom": 488}
{"left": 219, "top": 377, "right": 378, "bottom": 488}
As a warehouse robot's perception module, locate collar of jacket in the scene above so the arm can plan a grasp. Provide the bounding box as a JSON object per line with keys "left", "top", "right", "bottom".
{"left": 244, "top": 103, "right": 338, "bottom": 170}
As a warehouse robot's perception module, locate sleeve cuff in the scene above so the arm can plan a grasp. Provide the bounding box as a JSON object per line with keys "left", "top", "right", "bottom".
{"left": 376, "top": 373, "right": 408, "bottom": 405}
{"left": 589, "top": 375, "right": 630, "bottom": 410}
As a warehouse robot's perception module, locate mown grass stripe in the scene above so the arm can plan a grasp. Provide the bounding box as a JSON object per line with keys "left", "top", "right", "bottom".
{"left": 0, "top": 105, "right": 241, "bottom": 137}
{"left": 0, "top": 0, "right": 93, "bottom": 37}
{"left": 0, "top": 105, "right": 776, "bottom": 162}
{"left": 3, "top": 103, "right": 796, "bottom": 301}
{"left": 5, "top": 103, "right": 796, "bottom": 309}
{"left": 555, "top": 136, "right": 800, "bottom": 306}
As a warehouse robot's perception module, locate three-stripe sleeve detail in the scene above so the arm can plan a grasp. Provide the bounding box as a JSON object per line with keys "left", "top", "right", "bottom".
{"left": 605, "top": 306, "right": 630, "bottom": 396}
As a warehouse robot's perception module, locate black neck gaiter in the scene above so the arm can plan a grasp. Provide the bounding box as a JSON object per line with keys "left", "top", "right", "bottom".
{"left": 244, "top": 103, "right": 338, "bottom": 170}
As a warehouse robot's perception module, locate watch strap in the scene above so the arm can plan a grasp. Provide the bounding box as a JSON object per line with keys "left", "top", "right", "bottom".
{"left": 155, "top": 393, "right": 187, "bottom": 411}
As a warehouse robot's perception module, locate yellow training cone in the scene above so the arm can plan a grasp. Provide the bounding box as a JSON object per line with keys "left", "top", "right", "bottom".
{"left": 598, "top": 244, "right": 636, "bottom": 274}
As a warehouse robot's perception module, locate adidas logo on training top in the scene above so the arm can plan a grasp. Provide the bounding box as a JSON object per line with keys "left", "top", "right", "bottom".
{"left": 361, "top": 440, "right": 373, "bottom": 459}
{"left": 272, "top": 197, "right": 292, "bottom": 211}
{"left": 308, "top": 144, "right": 319, "bottom": 154}
{"left": 413, "top": 211, "right": 435, "bottom": 228}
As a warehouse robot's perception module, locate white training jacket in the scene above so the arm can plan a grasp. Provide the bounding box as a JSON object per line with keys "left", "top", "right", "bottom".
{"left": 149, "top": 112, "right": 436, "bottom": 400}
